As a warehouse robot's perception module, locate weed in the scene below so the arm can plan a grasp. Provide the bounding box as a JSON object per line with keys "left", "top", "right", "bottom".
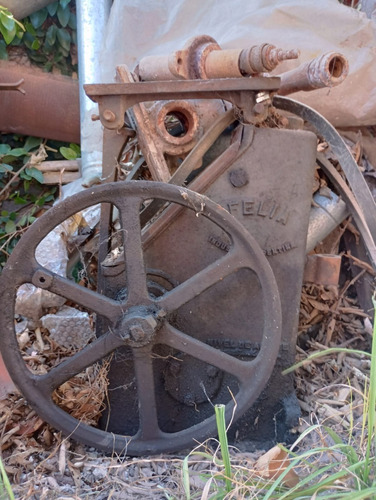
{"left": 180, "top": 297, "right": 376, "bottom": 499}
{"left": 0, "top": 457, "right": 14, "bottom": 500}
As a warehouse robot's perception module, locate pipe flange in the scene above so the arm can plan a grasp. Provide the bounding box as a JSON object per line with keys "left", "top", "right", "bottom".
{"left": 153, "top": 100, "right": 200, "bottom": 154}
{"left": 169, "top": 35, "right": 221, "bottom": 80}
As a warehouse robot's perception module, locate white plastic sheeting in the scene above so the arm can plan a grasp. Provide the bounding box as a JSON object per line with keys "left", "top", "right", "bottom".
{"left": 101, "top": 0, "right": 376, "bottom": 127}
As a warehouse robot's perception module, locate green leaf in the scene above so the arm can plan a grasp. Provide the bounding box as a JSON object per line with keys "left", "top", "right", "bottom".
{"left": 24, "top": 21, "right": 37, "bottom": 36}
{"left": 45, "top": 24, "right": 57, "bottom": 46}
{"left": 69, "top": 143, "right": 81, "bottom": 155}
{"left": 23, "top": 32, "right": 36, "bottom": 50}
{"left": 25, "top": 167, "right": 44, "bottom": 184}
{"left": 0, "top": 22, "right": 16, "bottom": 45}
{"left": 58, "top": 46, "right": 69, "bottom": 58}
{"left": 68, "top": 12, "right": 76, "bottom": 30}
{"left": 0, "top": 11, "right": 15, "bottom": 32}
{"left": 29, "top": 53, "right": 47, "bottom": 63}
{"left": 18, "top": 214, "right": 27, "bottom": 226}
{"left": 7, "top": 148, "right": 27, "bottom": 157}
{"left": 57, "top": 4, "right": 70, "bottom": 27}
{"left": 23, "top": 137, "right": 42, "bottom": 152}
{"left": 0, "top": 144, "right": 11, "bottom": 155}
{"left": 20, "top": 171, "right": 32, "bottom": 181}
{"left": 60, "top": 146, "right": 77, "bottom": 160}
{"left": 47, "top": 2, "right": 59, "bottom": 16}
{"left": 0, "top": 163, "right": 13, "bottom": 172}
{"left": 56, "top": 28, "right": 71, "bottom": 51}
{"left": 60, "top": 0, "right": 71, "bottom": 8}
{"left": 13, "top": 31, "right": 23, "bottom": 42}
{"left": 5, "top": 219, "right": 16, "bottom": 234}
{"left": 31, "top": 38, "right": 41, "bottom": 50}
{"left": 44, "top": 61, "right": 53, "bottom": 72}
{"left": 0, "top": 39, "right": 8, "bottom": 59}
{"left": 12, "top": 193, "right": 27, "bottom": 205}
{"left": 29, "top": 8, "right": 48, "bottom": 29}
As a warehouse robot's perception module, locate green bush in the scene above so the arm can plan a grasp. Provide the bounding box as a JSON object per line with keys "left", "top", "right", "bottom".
{"left": 0, "top": 0, "right": 77, "bottom": 75}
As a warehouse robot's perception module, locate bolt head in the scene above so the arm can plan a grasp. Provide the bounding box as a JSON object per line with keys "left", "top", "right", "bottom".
{"left": 129, "top": 324, "right": 145, "bottom": 342}
{"left": 253, "top": 102, "right": 266, "bottom": 116}
{"left": 103, "top": 109, "right": 116, "bottom": 122}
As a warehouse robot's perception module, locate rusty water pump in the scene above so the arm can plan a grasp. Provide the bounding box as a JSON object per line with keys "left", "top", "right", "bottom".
{"left": 0, "top": 36, "right": 351, "bottom": 455}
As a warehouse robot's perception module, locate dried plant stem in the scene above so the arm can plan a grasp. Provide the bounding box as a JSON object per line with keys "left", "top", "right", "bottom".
{"left": 0, "top": 162, "right": 29, "bottom": 198}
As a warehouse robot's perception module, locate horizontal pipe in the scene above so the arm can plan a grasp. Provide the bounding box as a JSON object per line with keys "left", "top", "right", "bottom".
{"left": 138, "top": 35, "right": 300, "bottom": 81}
{"left": 0, "top": 60, "right": 80, "bottom": 143}
{"left": 278, "top": 52, "right": 348, "bottom": 96}
{"left": 1, "top": 0, "right": 56, "bottom": 20}
{"left": 306, "top": 190, "right": 349, "bottom": 252}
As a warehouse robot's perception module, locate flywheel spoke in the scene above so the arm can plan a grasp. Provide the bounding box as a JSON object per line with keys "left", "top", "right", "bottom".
{"left": 158, "top": 322, "right": 252, "bottom": 382}
{"left": 34, "top": 272, "right": 123, "bottom": 322}
{"left": 158, "top": 248, "right": 250, "bottom": 313}
{"left": 38, "top": 331, "right": 124, "bottom": 394}
{"left": 116, "top": 197, "right": 149, "bottom": 305}
{"left": 133, "top": 346, "right": 162, "bottom": 440}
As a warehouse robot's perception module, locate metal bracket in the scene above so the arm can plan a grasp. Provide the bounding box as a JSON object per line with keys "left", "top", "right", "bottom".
{"left": 85, "top": 77, "right": 280, "bottom": 129}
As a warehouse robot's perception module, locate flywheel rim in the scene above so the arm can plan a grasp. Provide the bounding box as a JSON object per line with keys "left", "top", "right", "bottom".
{"left": 0, "top": 181, "right": 282, "bottom": 455}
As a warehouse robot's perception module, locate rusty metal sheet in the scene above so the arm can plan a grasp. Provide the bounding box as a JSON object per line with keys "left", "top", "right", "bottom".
{"left": 304, "top": 254, "right": 342, "bottom": 286}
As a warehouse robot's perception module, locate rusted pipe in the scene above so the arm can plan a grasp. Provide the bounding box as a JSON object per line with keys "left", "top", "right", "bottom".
{"left": 138, "top": 34, "right": 299, "bottom": 81}
{"left": 278, "top": 52, "right": 349, "bottom": 96}
{"left": 205, "top": 45, "right": 299, "bottom": 78}
{"left": 306, "top": 190, "right": 349, "bottom": 253}
{"left": 0, "top": 60, "right": 79, "bottom": 142}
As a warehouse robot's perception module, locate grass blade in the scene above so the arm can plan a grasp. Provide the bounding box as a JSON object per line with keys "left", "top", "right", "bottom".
{"left": 363, "top": 292, "right": 376, "bottom": 483}
{"left": 182, "top": 455, "right": 191, "bottom": 500}
{"left": 0, "top": 458, "right": 14, "bottom": 500}
{"left": 214, "top": 404, "right": 232, "bottom": 493}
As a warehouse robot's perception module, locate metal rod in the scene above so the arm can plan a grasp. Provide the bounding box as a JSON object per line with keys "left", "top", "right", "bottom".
{"left": 306, "top": 190, "right": 349, "bottom": 252}
{"left": 76, "top": 0, "right": 112, "bottom": 184}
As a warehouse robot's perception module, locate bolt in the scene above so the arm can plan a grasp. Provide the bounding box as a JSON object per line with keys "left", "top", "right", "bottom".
{"left": 103, "top": 109, "right": 116, "bottom": 122}
{"left": 91, "top": 114, "right": 100, "bottom": 121}
{"left": 268, "top": 47, "right": 300, "bottom": 67}
{"left": 240, "top": 45, "right": 299, "bottom": 75}
{"left": 32, "top": 270, "right": 53, "bottom": 289}
{"left": 252, "top": 102, "right": 266, "bottom": 116}
{"left": 129, "top": 324, "right": 145, "bottom": 342}
{"left": 255, "top": 91, "right": 271, "bottom": 104}
{"left": 229, "top": 168, "right": 249, "bottom": 188}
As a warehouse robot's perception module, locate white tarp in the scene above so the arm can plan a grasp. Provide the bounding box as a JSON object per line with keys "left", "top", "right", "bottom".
{"left": 101, "top": 0, "right": 376, "bottom": 127}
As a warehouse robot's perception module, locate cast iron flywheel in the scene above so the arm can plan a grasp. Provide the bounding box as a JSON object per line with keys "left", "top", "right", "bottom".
{"left": 0, "top": 181, "right": 282, "bottom": 455}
